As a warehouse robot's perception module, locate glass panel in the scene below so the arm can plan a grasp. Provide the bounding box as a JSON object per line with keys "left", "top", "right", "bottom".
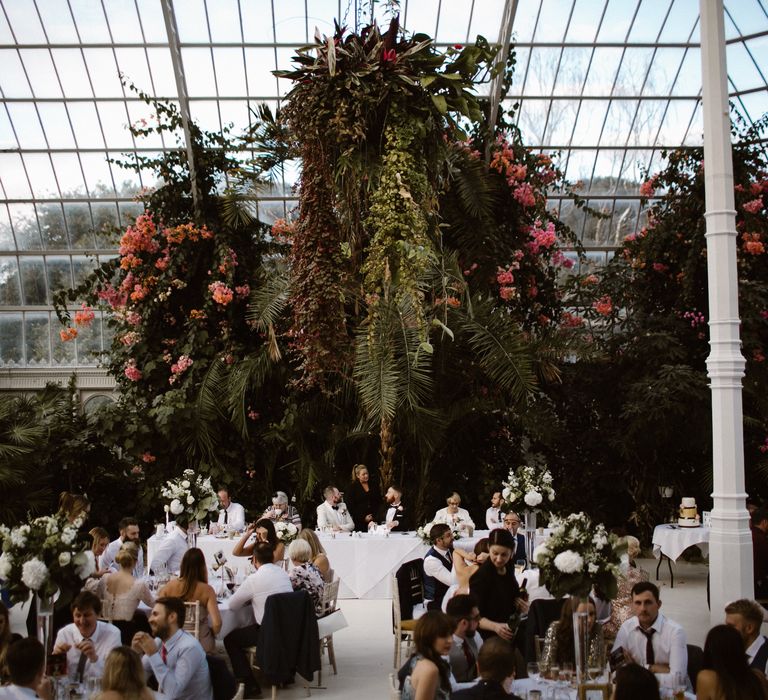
{"left": 69, "top": 0, "right": 111, "bottom": 43}
{"left": 3, "top": 1, "right": 47, "bottom": 44}
{"left": 38, "top": 103, "right": 77, "bottom": 149}
{"left": 37, "top": 202, "right": 69, "bottom": 248}
{"left": 565, "top": 0, "right": 605, "bottom": 42}
{"left": 117, "top": 202, "right": 143, "bottom": 229}
{"left": 552, "top": 47, "right": 591, "bottom": 96}
{"left": 174, "top": 0, "right": 210, "bottom": 42}
{"left": 83, "top": 49, "right": 124, "bottom": 99}
{"left": 72, "top": 256, "right": 98, "bottom": 288}
{"left": 36, "top": 0, "right": 79, "bottom": 42}
{"left": 114, "top": 47, "right": 154, "bottom": 96}
{"left": 136, "top": 0, "right": 168, "bottom": 43}
{"left": 6, "top": 103, "right": 46, "bottom": 149}
{"left": 241, "top": 1, "right": 277, "bottom": 42}
{"left": 64, "top": 202, "right": 96, "bottom": 249}
{"left": 213, "top": 48, "right": 247, "bottom": 96}
{"left": 23, "top": 154, "right": 59, "bottom": 198}
{"left": 726, "top": 41, "right": 766, "bottom": 93}
{"left": 670, "top": 49, "right": 699, "bottom": 97}
{"left": 188, "top": 100, "right": 222, "bottom": 133}
{"left": 570, "top": 101, "right": 610, "bottom": 147}
{"left": 97, "top": 102, "right": 134, "bottom": 149}
{"left": 51, "top": 312, "right": 77, "bottom": 365}
{"left": 614, "top": 49, "right": 654, "bottom": 96}
{"left": 90, "top": 202, "right": 119, "bottom": 243}
{"left": 0, "top": 153, "right": 32, "bottom": 198}
{"left": 67, "top": 103, "right": 105, "bottom": 149}
{"left": 0, "top": 259, "right": 22, "bottom": 305}
{"left": 145, "top": 48, "right": 178, "bottom": 98}
{"left": 19, "top": 50, "right": 64, "bottom": 101}
{"left": 78, "top": 153, "right": 115, "bottom": 197}
{"left": 75, "top": 315, "right": 101, "bottom": 365}
{"left": 582, "top": 48, "right": 622, "bottom": 96}
{"left": 102, "top": 0, "right": 143, "bottom": 42}
{"left": 124, "top": 102, "right": 166, "bottom": 149}
{"left": 51, "top": 49, "right": 94, "bottom": 99}
{"left": 542, "top": 100, "right": 578, "bottom": 146}
{"left": 0, "top": 10, "right": 13, "bottom": 44}
{"left": 25, "top": 312, "right": 50, "bottom": 365}
{"left": 0, "top": 314, "right": 24, "bottom": 366}
{"left": 246, "top": 48, "right": 279, "bottom": 96}
{"left": 182, "top": 48, "right": 217, "bottom": 97}
{"left": 0, "top": 108, "right": 16, "bottom": 150}
{"left": 435, "top": 0, "right": 474, "bottom": 43}
{"left": 596, "top": 0, "right": 636, "bottom": 42}
{"left": 535, "top": 0, "right": 571, "bottom": 42}
{"left": 50, "top": 153, "right": 88, "bottom": 197}
{"left": 273, "top": 0, "right": 317, "bottom": 43}
{"left": 19, "top": 257, "right": 48, "bottom": 305}
{"left": 218, "top": 101, "right": 249, "bottom": 132}
{"left": 644, "top": 48, "right": 686, "bottom": 97}
{"left": 627, "top": 0, "right": 669, "bottom": 43}
{"left": 658, "top": 2, "right": 699, "bottom": 43}
{"left": 46, "top": 256, "right": 74, "bottom": 302}
{"left": 9, "top": 204, "right": 42, "bottom": 250}
{"left": 206, "top": 0, "right": 242, "bottom": 42}
{"left": 0, "top": 206, "right": 16, "bottom": 250}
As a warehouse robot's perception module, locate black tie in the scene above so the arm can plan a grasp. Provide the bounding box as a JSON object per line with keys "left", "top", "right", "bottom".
{"left": 332, "top": 505, "right": 339, "bottom": 510}
{"left": 224, "top": 509, "right": 228, "bottom": 524}
{"left": 640, "top": 627, "right": 655, "bottom": 665}
{"left": 76, "top": 649, "right": 88, "bottom": 682}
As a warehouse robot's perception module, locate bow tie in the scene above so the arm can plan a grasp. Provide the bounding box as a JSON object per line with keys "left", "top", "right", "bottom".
{"left": 331, "top": 505, "right": 339, "bottom": 510}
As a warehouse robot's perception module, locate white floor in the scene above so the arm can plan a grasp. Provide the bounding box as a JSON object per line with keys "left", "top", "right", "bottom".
{"left": 8, "top": 558, "right": 717, "bottom": 699}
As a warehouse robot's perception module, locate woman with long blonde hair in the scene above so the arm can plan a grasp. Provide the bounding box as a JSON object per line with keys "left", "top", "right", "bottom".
{"left": 297, "top": 528, "right": 331, "bottom": 581}
{"left": 98, "top": 646, "right": 155, "bottom": 700}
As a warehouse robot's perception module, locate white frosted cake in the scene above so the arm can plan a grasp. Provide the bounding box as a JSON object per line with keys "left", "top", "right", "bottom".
{"left": 678, "top": 497, "right": 700, "bottom": 527}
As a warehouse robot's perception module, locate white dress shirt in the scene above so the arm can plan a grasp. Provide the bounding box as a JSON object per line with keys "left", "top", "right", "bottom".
{"left": 142, "top": 628, "right": 212, "bottom": 700}
{"left": 316, "top": 501, "right": 354, "bottom": 531}
{"left": 53, "top": 620, "right": 121, "bottom": 681}
{"left": 423, "top": 545, "right": 454, "bottom": 591}
{"left": 228, "top": 562, "right": 293, "bottom": 624}
{"left": 0, "top": 686, "right": 39, "bottom": 700}
{"left": 612, "top": 612, "right": 688, "bottom": 687}
{"left": 151, "top": 529, "right": 189, "bottom": 574}
{"left": 747, "top": 635, "right": 768, "bottom": 673}
{"left": 485, "top": 507, "right": 503, "bottom": 530}
{"left": 216, "top": 502, "right": 246, "bottom": 531}
{"left": 433, "top": 507, "right": 475, "bottom": 530}
{"left": 100, "top": 536, "right": 145, "bottom": 577}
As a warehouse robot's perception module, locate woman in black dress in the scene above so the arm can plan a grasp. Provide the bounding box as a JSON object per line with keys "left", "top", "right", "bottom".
{"left": 346, "top": 464, "right": 381, "bottom": 532}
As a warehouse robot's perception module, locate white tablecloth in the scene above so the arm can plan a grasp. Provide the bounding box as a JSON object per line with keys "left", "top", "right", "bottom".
{"left": 652, "top": 523, "right": 710, "bottom": 561}
{"left": 138, "top": 594, "right": 253, "bottom": 640}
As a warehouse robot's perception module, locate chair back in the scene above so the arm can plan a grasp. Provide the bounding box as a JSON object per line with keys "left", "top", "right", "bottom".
{"left": 687, "top": 643, "right": 703, "bottom": 692}
{"left": 391, "top": 574, "right": 403, "bottom": 632}
{"left": 388, "top": 672, "right": 400, "bottom": 699}
{"left": 526, "top": 598, "right": 565, "bottom": 662}
{"left": 318, "top": 578, "right": 340, "bottom": 617}
{"left": 394, "top": 559, "right": 424, "bottom": 621}
{"left": 183, "top": 600, "right": 201, "bottom": 639}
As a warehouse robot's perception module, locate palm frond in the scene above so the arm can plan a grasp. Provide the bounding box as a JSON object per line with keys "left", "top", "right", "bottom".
{"left": 450, "top": 153, "right": 498, "bottom": 222}
{"left": 187, "top": 359, "right": 230, "bottom": 464}
{"left": 247, "top": 264, "right": 291, "bottom": 332}
{"left": 228, "top": 348, "right": 278, "bottom": 438}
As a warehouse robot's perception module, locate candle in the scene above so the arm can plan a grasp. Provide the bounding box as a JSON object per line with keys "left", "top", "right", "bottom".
{"left": 164, "top": 504, "right": 169, "bottom": 528}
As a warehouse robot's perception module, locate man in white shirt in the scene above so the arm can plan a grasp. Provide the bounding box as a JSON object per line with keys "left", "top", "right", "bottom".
{"left": 132, "top": 597, "right": 212, "bottom": 700}
{"left": 224, "top": 542, "right": 293, "bottom": 697}
{"left": 316, "top": 486, "right": 354, "bottom": 532}
{"left": 100, "top": 516, "right": 145, "bottom": 577}
{"left": 52, "top": 591, "right": 121, "bottom": 683}
{"left": 423, "top": 523, "right": 455, "bottom": 610}
{"left": 485, "top": 492, "right": 504, "bottom": 530}
{"left": 0, "top": 637, "right": 52, "bottom": 700}
{"left": 217, "top": 488, "right": 246, "bottom": 531}
{"left": 612, "top": 581, "right": 687, "bottom": 688}
{"left": 151, "top": 514, "right": 189, "bottom": 574}
{"left": 725, "top": 598, "right": 768, "bottom": 673}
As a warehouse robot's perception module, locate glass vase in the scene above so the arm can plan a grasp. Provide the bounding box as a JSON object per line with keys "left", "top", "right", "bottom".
{"left": 36, "top": 591, "right": 55, "bottom": 666}
{"left": 524, "top": 510, "right": 537, "bottom": 563}
{"left": 187, "top": 520, "right": 199, "bottom": 548}
{"left": 572, "top": 595, "right": 590, "bottom": 686}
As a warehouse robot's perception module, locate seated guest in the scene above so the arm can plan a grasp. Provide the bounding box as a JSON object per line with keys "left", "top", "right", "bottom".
{"left": 445, "top": 594, "right": 483, "bottom": 683}
{"left": 287, "top": 539, "right": 325, "bottom": 614}
{"left": 0, "top": 638, "right": 52, "bottom": 700}
{"left": 215, "top": 488, "right": 246, "bottom": 532}
{"left": 752, "top": 508, "right": 768, "bottom": 598}
{"left": 90, "top": 526, "right": 111, "bottom": 561}
{"left": 697, "top": 624, "right": 768, "bottom": 700}
{"left": 52, "top": 591, "right": 121, "bottom": 683}
{"left": 297, "top": 528, "right": 331, "bottom": 581}
{"left": 232, "top": 518, "right": 285, "bottom": 562}
{"left": 0, "top": 601, "right": 22, "bottom": 683}
{"left": 150, "top": 514, "right": 189, "bottom": 575}
{"left": 377, "top": 484, "right": 410, "bottom": 532}
{"left": 398, "top": 610, "right": 453, "bottom": 700}
{"left": 540, "top": 597, "right": 605, "bottom": 677}
{"left": 470, "top": 529, "right": 527, "bottom": 642}
{"left": 612, "top": 663, "right": 661, "bottom": 700}
{"left": 59, "top": 491, "right": 91, "bottom": 525}
{"left": 132, "top": 597, "right": 212, "bottom": 700}
{"left": 347, "top": 464, "right": 381, "bottom": 532}
{"left": 612, "top": 581, "right": 687, "bottom": 688}
{"left": 316, "top": 486, "right": 354, "bottom": 532}
{"left": 443, "top": 539, "right": 490, "bottom": 610}
{"left": 501, "top": 513, "right": 526, "bottom": 567}
{"left": 451, "top": 637, "right": 524, "bottom": 700}
{"left": 261, "top": 491, "right": 302, "bottom": 529}
{"left": 433, "top": 492, "right": 475, "bottom": 533}
{"left": 101, "top": 517, "right": 145, "bottom": 577}
{"left": 225, "top": 542, "right": 293, "bottom": 698}
{"left": 158, "top": 548, "right": 221, "bottom": 653}
{"left": 424, "top": 524, "right": 456, "bottom": 611}
{"left": 485, "top": 492, "right": 504, "bottom": 530}
{"left": 603, "top": 536, "right": 649, "bottom": 638}
{"left": 97, "top": 646, "right": 156, "bottom": 700}
{"left": 100, "top": 542, "right": 154, "bottom": 644}
{"left": 725, "top": 598, "right": 768, "bottom": 673}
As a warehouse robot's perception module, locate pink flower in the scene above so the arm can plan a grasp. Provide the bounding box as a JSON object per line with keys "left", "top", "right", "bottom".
{"left": 639, "top": 177, "right": 658, "bottom": 198}
{"left": 496, "top": 268, "right": 515, "bottom": 285}
{"left": 131, "top": 465, "right": 144, "bottom": 475}
{"left": 120, "top": 331, "right": 140, "bottom": 346}
{"left": 235, "top": 284, "right": 250, "bottom": 299}
{"left": 248, "top": 409, "right": 260, "bottom": 421}
{"left": 512, "top": 183, "right": 536, "bottom": 208}
{"left": 560, "top": 311, "right": 584, "bottom": 328}
{"left": 141, "top": 452, "right": 156, "bottom": 463}
{"left": 126, "top": 312, "right": 141, "bottom": 327}
{"left": 593, "top": 295, "right": 613, "bottom": 316}
{"left": 652, "top": 262, "right": 669, "bottom": 272}
{"left": 499, "top": 286, "right": 516, "bottom": 301}
{"left": 73, "top": 303, "right": 95, "bottom": 327}
{"left": 209, "top": 281, "right": 234, "bottom": 305}
{"left": 59, "top": 327, "right": 78, "bottom": 342}
{"left": 169, "top": 355, "right": 193, "bottom": 384}
{"left": 743, "top": 198, "right": 763, "bottom": 214}
{"left": 124, "top": 360, "right": 143, "bottom": 382}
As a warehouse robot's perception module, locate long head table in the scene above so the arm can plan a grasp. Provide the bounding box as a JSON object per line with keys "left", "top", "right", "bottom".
{"left": 146, "top": 529, "right": 552, "bottom": 600}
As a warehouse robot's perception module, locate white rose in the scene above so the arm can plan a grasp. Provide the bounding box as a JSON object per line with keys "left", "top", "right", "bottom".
{"left": 21, "top": 558, "right": 48, "bottom": 590}
{"left": 502, "top": 488, "right": 512, "bottom": 500}
{"left": 170, "top": 499, "right": 184, "bottom": 515}
{"left": 543, "top": 472, "right": 553, "bottom": 483}
{"left": 0, "top": 552, "right": 13, "bottom": 578}
{"left": 60, "top": 527, "right": 77, "bottom": 545}
{"left": 533, "top": 544, "right": 550, "bottom": 565}
{"left": 181, "top": 480, "right": 191, "bottom": 489}
{"left": 588, "top": 562, "right": 599, "bottom": 574}
{"left": 548, "top": 492, "right": 555, "bottom": 501}
{"left": 592, "top": 533, "right": 608, "bottom": 548}
{"left": 524, "top": 491, "right": 543, "bottom": 507}
{"left": 187, "top": 495, "right": 195, "bottom": 505}
{"left": 58, "top": 552, "right": 71, "bottom": 566}
{"left": 10, "top": 526, "right": 29, "bottom": 548}
{"left": 75, "top": 551, "right": 96, "bottom": 579}
{"left": 553, "top": 550, "right": 584, "bottom": 574}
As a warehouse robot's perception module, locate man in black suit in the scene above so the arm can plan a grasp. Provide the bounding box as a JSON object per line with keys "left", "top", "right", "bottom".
{"left": 503, "top": 512, "right": 527, "bottom": 566}
{"left": 378, "top": 484, "right": 410, "bottom": 531}
{"left": 451, "top": 637, "right": 523, "bottom": 699}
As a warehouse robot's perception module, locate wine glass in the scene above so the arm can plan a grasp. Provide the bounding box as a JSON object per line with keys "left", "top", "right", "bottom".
{"left": 560, "top": 662, "right": 573, "bottom": 686}
{"left": 515, "top": 559, "right": 526, "bottom": 575}
{"left": 526, "top": 661, "right": 539, "bottom": 684}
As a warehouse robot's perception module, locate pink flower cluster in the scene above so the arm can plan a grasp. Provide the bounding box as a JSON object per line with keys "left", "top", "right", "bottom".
{"left": 73, "top": 303, "right": 95, "bottom": 327}
{"left": 652, "top": 262, "right": 669, "bottom": 273}
{"left": 124, "top": 359, "right": 143, "bottom": 382}
{"left": 141, "top": 451, "right": 156, "bottom": 463}
{"left": 682, "top": 310, "right": 706, "bottom": 328}
{"left": 742, "top": 232, "right": 765, "bottom": 255}
{"left": 209, "top": 281, "right": 234, "bottom": 306}
{"left": 593, "top": 295, "right": 613, "bottom": 316}
{"left": 120, "top": 331, "right": 140, "bottom": 346}
{"left": 218, "top": 248, "right": 238, "bottom": 274}
{"left": 760, "top": 436, "right": 768, "bottom": 454}
{"left": 235, "top": 284, "right": 250, "bottom": 299}
{"left": 639, "top": 176, "right": 658, "bottom": 198}
{"left": 743, "top": 198, "right": 764, "bottom": 214}
{"left": 560, "top": 311, "right": 584, "bottom": 328}
{"left": 513, "top": 182, "right": 536, "bottom": 208}
{"left": 169, "top": 354, "right": 193, "bottom": 384}
{"left": 527, "top": 221, "right": 557, "bottom": 254}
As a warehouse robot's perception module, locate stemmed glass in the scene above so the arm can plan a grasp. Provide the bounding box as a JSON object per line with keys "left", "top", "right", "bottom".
{"left": 526, "top": 661, "right": 540, "bottom": 685}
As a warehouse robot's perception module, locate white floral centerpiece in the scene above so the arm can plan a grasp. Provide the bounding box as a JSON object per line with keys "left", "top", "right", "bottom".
{"left": 417, "top": 521, "right": 462, "bottom": 544}
{"left": 274, "top": 521, "right": 299, "bottom": 544}
{"left": 502, "top": 464, "right": 555, "bottom": 509}
{"left": 533, "top": 512, "right": 622, "bottom": 599}
{"left": 161, "top": 468, "right": 219, "bottom": 522}
{"left": 0, "top": 514, "right": 95, "bottom": 603}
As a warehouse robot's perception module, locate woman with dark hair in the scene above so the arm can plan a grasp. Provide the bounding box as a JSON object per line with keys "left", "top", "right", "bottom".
{"left": 58, "top": 491, "right": 90, "bottom": 524}
{"left": 0, "top": 601, "right": 22, "bottom": 683}
{"left": 158, "top": 547, "right": 221, "bottom": 653}
{"left": 612, "top": 663, "right": 661, "bottom": 700}
{"left": 469, "top": 528, "right": 527, "bottom": 640}
{"left": 696, "top": 624, "right": 768, "bottom": 700}
{"left": 232, "top": 518, "right": 285, "bottom": 562}
{"left": 346, "top": 464, "right": 381, "bottom": 532}
{"left": 399, "top": 610, "right": 453, "bottom": 700}
{"left": 540, "top": 596, "right": 605, "bottom": 676}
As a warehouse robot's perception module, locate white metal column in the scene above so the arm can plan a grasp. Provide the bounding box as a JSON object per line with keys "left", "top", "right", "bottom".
{"left": 699, "top": 0, "right": 753, "bottom": 626}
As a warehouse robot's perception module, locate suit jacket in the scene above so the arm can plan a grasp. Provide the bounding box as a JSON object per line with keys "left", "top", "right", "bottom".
{"left": 452, "top": 680, "right": 523, "bottom": 700}
{"left": 316, "top": 501, "right": 354, "bottom": 531}
{"left": 377, "top": 501, "right": 410, "bottom": 531}
{"left": 448, "top": 633, "right": 482, "bottom": 682}
{"left": 512, "top": 532, "right": 527, "bottom": 566}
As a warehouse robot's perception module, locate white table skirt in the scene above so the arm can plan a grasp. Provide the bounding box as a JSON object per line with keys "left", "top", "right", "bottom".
{"left": 652, "top": 523, "right": 710, "bottom": 561}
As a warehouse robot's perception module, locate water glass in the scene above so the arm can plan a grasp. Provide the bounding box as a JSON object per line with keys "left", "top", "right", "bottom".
{"left": 515, "top": 559, "right": 526, "bottom": 575}
{"left": 526, "top": 661, "right": 539, "bottom": 683}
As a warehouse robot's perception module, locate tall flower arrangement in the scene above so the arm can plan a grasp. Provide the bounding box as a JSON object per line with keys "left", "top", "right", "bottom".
{"left": 161, "top": 469, "right": 219, "bottom": 522}
{"left": 0, "top": 514, "right": 95, "bottom": 602}
{"left": 501, "top": 464, "right": 555, "bottom": 509}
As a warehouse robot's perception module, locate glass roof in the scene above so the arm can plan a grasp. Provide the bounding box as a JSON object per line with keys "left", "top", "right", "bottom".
{"left": 0, "top": 0, "right": 767, "bottom": 368}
